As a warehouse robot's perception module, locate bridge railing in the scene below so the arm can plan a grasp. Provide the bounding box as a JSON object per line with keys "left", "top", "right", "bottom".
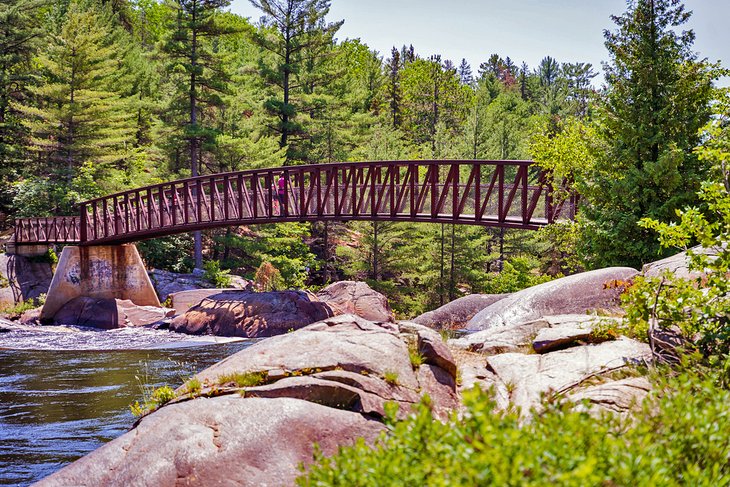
{"left": 75, "top": 160, "right": 575, "bottom": 244}
{"left": 13, "top": 216, "right": 81, "bottom": 244}
{"left": 11, "top": 161, "right": 576, "bottom": 246}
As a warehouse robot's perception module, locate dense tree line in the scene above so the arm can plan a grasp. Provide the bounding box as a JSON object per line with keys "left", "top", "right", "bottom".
{"left": 0, "top": 0, "right": 723, "bottom": 316}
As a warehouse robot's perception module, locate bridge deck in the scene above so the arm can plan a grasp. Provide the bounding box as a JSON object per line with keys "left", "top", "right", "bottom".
{"left": 13, "top": 160, "right": 576, "bottom": 245}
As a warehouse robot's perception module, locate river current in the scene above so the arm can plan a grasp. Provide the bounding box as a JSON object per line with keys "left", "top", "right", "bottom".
{"left": 0, "top": 326, "right": 251, "bottom": 486}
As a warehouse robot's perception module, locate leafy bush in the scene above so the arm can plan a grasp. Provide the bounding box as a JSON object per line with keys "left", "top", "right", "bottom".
{"left": 254, "top": 260, "right": 284, "bottom": 291}
{"left": 0, "top": 294, "right": 45, "bottom": 319}
{"left": 299, "top": 368, "right": 730, "bottom": 486}
{"left": 482, "top": 257, "right": 552, "bottom": 294}
{"left": 203, "top": 260, "right": 232, "bottom": 288}
{"left": 623, "top": 181, "right": 730, "bottom": 366}
{"left": 137, "top": 234, "right": 194, "bottom": 273}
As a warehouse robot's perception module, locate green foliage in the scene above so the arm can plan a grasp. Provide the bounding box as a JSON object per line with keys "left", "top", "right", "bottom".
{"left": 383, "top": 371, "right": 399, "bottom": 386}
{"left": 130, "top": 384, "right": 176, "bottom": 417}
{"left": 0, "top": 294, "right": 45, "bottom": 319}
{"left": 624, "top": 181, "right": 730, "bottom": 364}
{"left": 299, "top": 368, "right": 730, "bottom": 486}
{"left": 203, "top": 260, "right": 232, "bottom": 288}
{"left": 218, "top": 223, "right": 316, "bottom": 289}
{"left": 482, "top": 257, "right": 552, "bottom": 294}
{"left": 217, "top": 371, "right": 267, "bottom": 388}
{"left": 407, "top": 342, "right": 424, "bottom": 369}
{"left": 15, "top": 1, "right": 137, "bottom": 213}
{"left": 184, "top": 377, "right": 202, "bottom": 397}
{"left": 582, "top": 0, "right": 719, "bottom": 268}
{"left": 138, "top": 234, "right": 194, "bottom": 273}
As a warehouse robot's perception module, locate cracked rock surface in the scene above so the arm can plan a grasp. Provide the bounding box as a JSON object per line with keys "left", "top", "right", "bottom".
{"left": 35, "top": 397, "right": 385, "bottom": 487}
{"left": 453, "top": 315, "right": 652, "bottom": 415}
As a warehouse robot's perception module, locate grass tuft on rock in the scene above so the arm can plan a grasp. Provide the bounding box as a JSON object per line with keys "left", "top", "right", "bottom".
{"left": 217, "top": 371, "right": 268, "bottom": 388}
{"left": 383, "top": 371, "right": 399, "bottom": 386}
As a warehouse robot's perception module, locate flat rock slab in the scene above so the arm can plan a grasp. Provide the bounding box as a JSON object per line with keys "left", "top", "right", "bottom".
{"left": 642, "top": 246, "right": 716, "bottom": 280}
{"left": 149, "top": 269, "right": 250, "bottom": 302}
{"left": 412, "top": 294, "right": 509, "bottom": 330}
{"left": 36, "top": 396, "right": 385, "bottom": 487}
{"left": 317, "top": 281, "right": 394, "bottom": 322}
{"left": 477, "top": 338, "right": 651, "bottom": 412}
{"left": 452, "top": 314, "right": 622, "bottom": 355}
{"left": 169, "top": 288, "right": 242, "bottom": 315}
{"left": 567, "top": 377, "right": 651, "bottom": 415}
{"left": 532, "top": 326, "right": 593, "bottom": 354}
{"left": 467, "top": 267, "right": 638, "bottom": 331}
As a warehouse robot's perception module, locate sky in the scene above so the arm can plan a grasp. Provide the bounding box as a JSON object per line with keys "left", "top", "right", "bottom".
{"left": 228, "top": 0, "right": 730, "bottom": 86}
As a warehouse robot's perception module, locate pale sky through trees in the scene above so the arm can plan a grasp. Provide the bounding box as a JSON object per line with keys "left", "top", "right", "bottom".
{"left": 230, "top": 0, "right": 730, "bottom": 86}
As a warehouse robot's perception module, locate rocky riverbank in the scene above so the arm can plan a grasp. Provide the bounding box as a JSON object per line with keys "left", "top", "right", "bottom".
{"left": 3, "top": 250, "right": 700, "bottom": 485}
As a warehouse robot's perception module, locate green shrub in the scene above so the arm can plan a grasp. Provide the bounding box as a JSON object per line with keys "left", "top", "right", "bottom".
{"left": 299, "top": 367, "right": 730, "bottom": 486}
{"left": 0, "top": 294, "right": 45, "bottom": 319}
{"left": 203, "top": 260, "right": 232, "bottom": 288}
{"left": 624, "top": 181, "right": 730, "bottom": 367}
{"left": 130, "top": 384, "right": 176, "bottom": 417}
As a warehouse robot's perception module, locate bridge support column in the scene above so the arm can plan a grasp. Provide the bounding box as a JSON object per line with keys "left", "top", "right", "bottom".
{"left": 40, "top": 244, "right": 160, "bottom": 322}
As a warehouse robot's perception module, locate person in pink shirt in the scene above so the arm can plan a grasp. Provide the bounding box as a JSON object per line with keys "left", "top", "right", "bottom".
{"left": 277, "top": 172, "right": 287, "bottom": 216}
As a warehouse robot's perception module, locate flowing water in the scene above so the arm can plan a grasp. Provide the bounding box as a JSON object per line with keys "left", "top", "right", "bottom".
{"left": 0, "top": 326, "right": 252, "bottom": 486}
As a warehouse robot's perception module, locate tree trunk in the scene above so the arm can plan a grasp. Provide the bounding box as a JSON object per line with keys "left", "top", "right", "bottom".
{"left": 191, "top": 1, "right": 203, "bottom": 269}
{"left": 439, "top": 223, "right": 445, "bottom": 306}
{"left": 449, "top": 224, "right": 455, "bottom": 301}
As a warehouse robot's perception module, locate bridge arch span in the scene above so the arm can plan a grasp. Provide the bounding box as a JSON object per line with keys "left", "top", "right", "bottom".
{"left": 13, "top": 160, "right": 576, "bottom": 246}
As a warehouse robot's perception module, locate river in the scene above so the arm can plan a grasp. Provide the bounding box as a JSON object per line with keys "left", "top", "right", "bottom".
{"left": 0, "top": 326, "right": 251, "bottom": 486}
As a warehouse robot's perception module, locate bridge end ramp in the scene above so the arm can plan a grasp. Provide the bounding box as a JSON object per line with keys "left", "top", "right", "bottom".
{"left": 40, "top": 244, "right": 160, "bottom": 323}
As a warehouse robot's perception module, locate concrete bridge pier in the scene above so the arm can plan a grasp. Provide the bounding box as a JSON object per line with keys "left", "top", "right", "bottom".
{"left": 40, "top": 244, "right": 160, "bottom": 322}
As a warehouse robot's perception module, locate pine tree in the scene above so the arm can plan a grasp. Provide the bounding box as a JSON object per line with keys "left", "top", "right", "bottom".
{"left": 384, "top": 47, "right": 402, "bottom": 128}
{"left": 0, "top": 0, "right": 45, "bottom": 214}
{"left": 583, "top": 0, "right": 717, "bottom": 268}
{"left": 248, "top": 0, "right": 343, "bottom": 164}
{"left": 16, "top": 2, "right": 136, "bottom": 214}
{"left": 562, "top": 62, "right": 596, "bottom": 118}
{"left": 162, "top": 0, "right": 236, "bottom": 267}
{"left": 457, "top": 58, "right": 473, "bottom": 86}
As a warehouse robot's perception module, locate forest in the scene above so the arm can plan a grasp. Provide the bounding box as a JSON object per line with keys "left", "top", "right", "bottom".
{"left": 0, "top": 0, "right": 726, "bottom": 317}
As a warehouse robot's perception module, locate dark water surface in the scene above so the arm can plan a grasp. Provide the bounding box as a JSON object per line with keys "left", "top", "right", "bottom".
{"left": 0, "top": 328, "right": 251, "bottom": 486}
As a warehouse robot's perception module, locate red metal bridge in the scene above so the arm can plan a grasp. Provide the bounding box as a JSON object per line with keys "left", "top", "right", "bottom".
{"left": 12, "top": 160, "right": 576, "bottom": 246}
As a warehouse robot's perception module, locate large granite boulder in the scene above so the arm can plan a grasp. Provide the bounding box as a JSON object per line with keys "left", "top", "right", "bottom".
{"left": 36, "top": 396, "right": 385, "bottom": 487}
{"left": 39, "top": 315, "right": 459, "bottom": 486}
{"left": 169, "top": 290, "right": 336, "bottom": 338}
{"left": 50, "top": 297, "right": 173, "bottom": 329}
{"left": 148, "top": 268, "right": 250, "bottom": 302}
{"left": 192, "top": 315, "right": 458, "bottom": 419}
{"left": 412, "top": 293, "right": 509, "bottom": 330}
{"left": 316, "top": 281, "right": 394, "bottom": 322}
{"left": 642, "top": 246, "right": 717, "bottom": 280}
{"left": 467, "top": 267, "right": 638, "bottom": 331}
{"left": 0, "top": 252, "right": 53, "bottom": 308}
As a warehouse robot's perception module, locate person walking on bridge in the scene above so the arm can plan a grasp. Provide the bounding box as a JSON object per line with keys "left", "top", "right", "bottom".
{"left": 277, "top": 172, "right": 287, "bottom": 216}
